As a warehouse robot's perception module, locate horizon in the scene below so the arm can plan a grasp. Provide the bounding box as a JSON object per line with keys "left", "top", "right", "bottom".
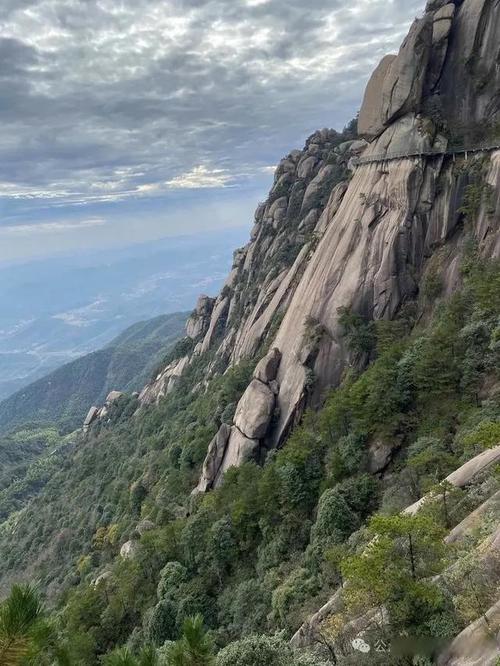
{"left": 0, "top": 0, "right": 423, "bottom": 264}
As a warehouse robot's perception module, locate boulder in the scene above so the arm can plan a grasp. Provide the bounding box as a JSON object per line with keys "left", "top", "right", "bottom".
{"left": 92, "top": 571, "right": 112, "bottom": 587}
{"left": 186, "top": 295, "right": 215, "bottom": 339}
{"left": 106, "top": 391, "right": 123, "bottom": 404}
{"left": 83, "top": 406, "right": 99, "bottom": 432}
{"left": 195, "top": 424, "right": 232, "bottom": 493}
{"left": 234, "top": 380, "right": 275, "bottom": 440}
{"left": 381, "top": 17, "right": 433, "bottom": 125}
{"left": 359, "top": 16, "right": 433, "bottom": 138}
{"left": 301, "top": 165, "right": 336, "bottom": 213}
{"left": 120, "top": 540, "right": 139, "bottom": 560}
{"left": 253, "top": 348, "right": 282, "bottom": 384}
{"left": 433, "top": 3, "right": 455, "bottom": 42}
{"left": 213, "top": 426, "right": 260, "bottom": 487}
{"left": 297, "top": 156, "right": 318, "bottom": 180}
{"left": 358, "top": 54, "right": 397, "bottom": 137}
{"left": 268, "top": 197, "right": 288, "bottom": 220}
{"left": 368, "top": 439, "right": 395, "bottom": 474}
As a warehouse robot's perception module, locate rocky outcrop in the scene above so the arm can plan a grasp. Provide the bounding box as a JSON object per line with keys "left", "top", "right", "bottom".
{"left": 445, "top": 489, "right": 500, "bottom": 544}
{"left": 138, "top": 356, "right": 190, "bottom": 406}
{"left": 439, "top": 0, "right": 500, "bottom": 134}
{"left": 82, "top": 391, "right": 124, "bottom": 433}
{"left": 194, "top": 424, "right": 232, "bottom": 493}
{"left": 189, "top": 128, "right": 365, "bottom": 369}
{"left": 83, "top": 406, "right": 99, "bottom": 434}
{"left": 120, "top": 540, "right": 139, "bottom": 560}
{"left": 292, "top": 445, "right": 500, "bottom": 647}
{"left": 405, "top": 445, "right": 500, "bottom": 515}
{"left": 437, "top": 599, "right": 500, "bottom": 666}
{"left": 196, "top": 349, "right": 282, "bottom": 490}
{"left": 234, "top": 381, "right": 275, "bottom": 440}
{"left": 147, "top": 0, "right": 500, "bottom": 488}
{"left": 186, "top": 295, "right": 215, "bottom": 340}
{"left": 359, "top": 0, "right": 500, "bottom": 142}
{"left": 358, "top": 15, "right": 434, "bottom": 137}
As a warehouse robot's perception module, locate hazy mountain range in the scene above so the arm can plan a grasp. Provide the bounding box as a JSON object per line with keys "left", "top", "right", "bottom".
{"left": 0, "top": 228, "right": 248, "bottom": 400}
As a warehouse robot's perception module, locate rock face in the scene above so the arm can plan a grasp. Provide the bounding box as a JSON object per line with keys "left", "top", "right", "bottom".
{"left": 82, "top": 390, "right": 125, "bottom": 432}
{"left": 138, "top": 355, "right": 190, "bottom": 406}
{"left": 234, "top": 380, "right": 275, "bottom": 440}
{"left": 83, "top": 406, "right": 99, "bottom": 433}
{"left": 437, "top": 599, "right": 500, "bottom": 666}
{"left": 141, "top": 0, "right": 500, "bottom": 488}
{"left": 186, "top": 295, "right": 215, "bottom": 340}
{"left": 195, "top": 424, "right": 232, "bottom": 493}
{"left": 195, "top": 349, "right": 282, "bottom": 491}
{"left": 358, "top": 14, "right": 434, "bottom": 138}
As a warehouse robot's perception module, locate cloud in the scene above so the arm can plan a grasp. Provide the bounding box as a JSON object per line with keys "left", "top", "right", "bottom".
{"left": 166, "top": 165, "right": 234, "bottom": 189}
{"left": 52, "top": 298, "right": 107, "bottom": 327}
{"left": 0, "top": 0, "right": 423, "bottom": 257}
{"left": 0, "top": 218, "right": 106, "bottom": 236}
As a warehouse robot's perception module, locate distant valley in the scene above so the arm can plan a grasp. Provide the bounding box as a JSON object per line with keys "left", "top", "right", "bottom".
{"left": 0, "top": 228, "right": 248, "bottom": 400}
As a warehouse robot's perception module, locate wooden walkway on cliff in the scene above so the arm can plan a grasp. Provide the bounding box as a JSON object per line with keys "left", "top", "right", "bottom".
{"left": 353, "top": 143, "right": 500, "bottom": 167}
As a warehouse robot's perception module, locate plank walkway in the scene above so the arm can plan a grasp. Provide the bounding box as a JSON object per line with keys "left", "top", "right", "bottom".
{"left": 353, "top": 143, "right": 500, "bottom": 166}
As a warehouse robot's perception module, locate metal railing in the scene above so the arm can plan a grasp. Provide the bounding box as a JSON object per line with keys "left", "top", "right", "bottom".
{"left": 353, "top": 143, "right": 500, "bottom": 167}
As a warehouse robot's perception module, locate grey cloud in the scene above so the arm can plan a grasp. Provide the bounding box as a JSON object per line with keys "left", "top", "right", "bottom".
{"left": 0, "top": 0, "right": 422, "bottom": 205}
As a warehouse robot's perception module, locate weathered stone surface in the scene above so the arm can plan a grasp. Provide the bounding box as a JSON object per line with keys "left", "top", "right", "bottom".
{"left": 106, "top": 391, "right": 123, "bottom": 404}
{"left": 439, "top": 0, "right": 500, "bottom": 129}
{"left": 138, "top": 355, "right": 191, "bottom": 406}
{"left": 253, "top": 348, "right": 282, "bottom": 384}
{"left": 195, "top": 424, "right": 231, "bottom": 493}
{"left": 433, "top": 3, "right": 455, "bottom": 42}
{"left": 213, "top": 426, "right": 260, "bottom": 488}
{"left": 358, "top": 54, "right": 397, "bottom": 137}
{"left": 382, "top": 17, "right": 433, "bottom": 124}
{"left": 92, "top": 571, "right": 112, "bottom": 587}
{"left": 405, "top": 445, "right": 500, "bottom": 515}
{"left": 368, "top": 439, "right": 394, "bottom": 473}
{"left": 297, "top": 156, "right": 318, "bottom": 180}
{"left": 445, "top": 490, "right": 500, "bottom": 544}
{"left": 234, "top": 379, "right": 275, "bottom": 440}
{"left": 83, "top": 406, "right": 99, "bottom": 431}
{"left": 200, "top": 297, "right": 229, "bottom": 353}
{"left": 120, "top": 540, "right": 139, "bottom": 559}
{"left": 437, "top": 599, "right": 500, "bottom": 666}
{"left": 186, "top": 295, "right": 215, "bottom": 339}
{"left": 447, "top": 445, "right": 500, "bottom": 486}
{"left": 301, "top": 165, "right": 336, "bottom": 213}
{"left": 359, "top": 15, "right": 433, "bottom": 138}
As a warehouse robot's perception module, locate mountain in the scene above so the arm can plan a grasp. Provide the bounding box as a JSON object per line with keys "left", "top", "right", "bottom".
{"left": 0, "top": 1, "right": 499, "bottom": 664}
{"left": 0, "top": 311, "right": 187, "bottom": 434}
{"left": 0, "top": 228, "right": 249, "bottom": 401}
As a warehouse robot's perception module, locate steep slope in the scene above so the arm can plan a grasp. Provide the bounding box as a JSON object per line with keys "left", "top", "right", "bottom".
{"left": 138, "top": 0, "right": 500, "bottom": 491}
{"left": 0, "top": 312, "right": 187, "bottom": 433}
{"left": 0, "top": 1, "right": 499, "bottom": 664}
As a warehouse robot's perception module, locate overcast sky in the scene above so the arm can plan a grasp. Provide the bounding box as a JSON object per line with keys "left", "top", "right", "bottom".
{"left": 0, "top": 0, "right": 424, "bottom": 264}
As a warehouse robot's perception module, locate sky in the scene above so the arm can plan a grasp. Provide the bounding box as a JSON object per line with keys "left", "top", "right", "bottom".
{"left": 0, "top": 0, "right": 424, "bottom": 264}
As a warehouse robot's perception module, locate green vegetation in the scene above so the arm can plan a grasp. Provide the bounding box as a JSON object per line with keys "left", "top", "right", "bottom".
{"left": 0, "top": 254, "right": 498, "bottom": 664}
{"left": 0, "top": 312, "right": 187, "bottom": 434}
{"left": 0, "top": 585, "right": 69, "bottom": 665}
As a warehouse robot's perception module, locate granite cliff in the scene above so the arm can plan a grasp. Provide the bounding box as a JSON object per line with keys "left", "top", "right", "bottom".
{"left": 1, "top": 1, "right": 499, "bottom": 663}
{"left": 132, "top": 0, "right": 500, "bottom": 494}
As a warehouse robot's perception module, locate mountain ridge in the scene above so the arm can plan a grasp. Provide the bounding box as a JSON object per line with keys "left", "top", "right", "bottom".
{"left": 0, "top": 1, "right": 499, "bottom": 664}
{"left": 0, "top": 312, "right": 187, "bottom": 434}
